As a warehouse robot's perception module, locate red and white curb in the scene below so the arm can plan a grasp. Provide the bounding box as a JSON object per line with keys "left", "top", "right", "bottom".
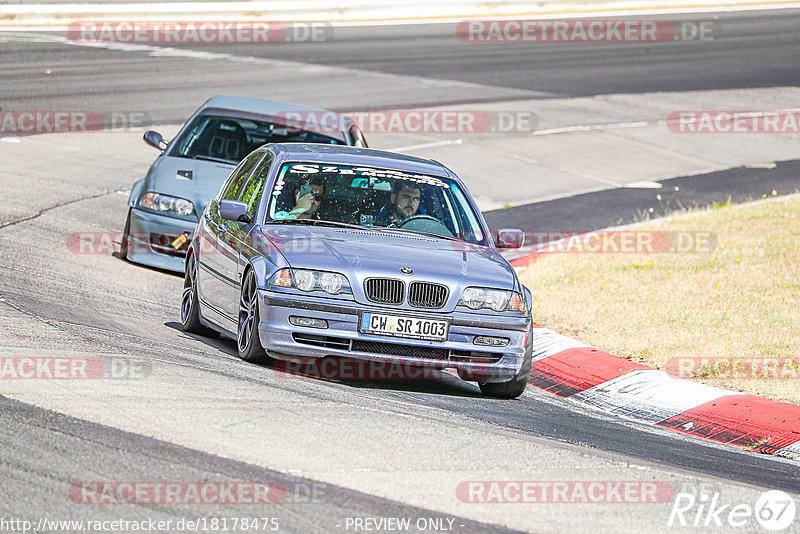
{"left": 528, "top": 326, "right": 800, "bottom": 459}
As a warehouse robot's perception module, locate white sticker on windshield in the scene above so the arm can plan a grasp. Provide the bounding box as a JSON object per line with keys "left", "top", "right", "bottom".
{"left": 288, "top": 164, "right": 320, "bottom": 174}
{"left": 274, "top": 211, "right": 289, "bottom": 220}
{"left": 286, "top": 163, "right": 449, "bottom": 188}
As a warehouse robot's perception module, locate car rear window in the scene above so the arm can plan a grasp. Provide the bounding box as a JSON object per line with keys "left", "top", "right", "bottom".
{"left": 170, "top": 114, "right": 346, "bottom": 164}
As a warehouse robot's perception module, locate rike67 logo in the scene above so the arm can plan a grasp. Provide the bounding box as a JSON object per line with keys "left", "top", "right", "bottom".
{"left": 668, "top": 490, "right": 796, "bottom": 531}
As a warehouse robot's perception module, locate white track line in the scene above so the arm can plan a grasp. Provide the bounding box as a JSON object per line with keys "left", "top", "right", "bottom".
{"left": 2, "top": 2, "right": 800, "bottom": 29}
{"left": 388, "top": 139, "right": 464, "bottom": 152}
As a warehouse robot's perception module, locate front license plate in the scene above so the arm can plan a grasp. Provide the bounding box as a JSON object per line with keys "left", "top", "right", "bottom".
{"left": 360, "top": 312, "right": 449, "bottom": 342}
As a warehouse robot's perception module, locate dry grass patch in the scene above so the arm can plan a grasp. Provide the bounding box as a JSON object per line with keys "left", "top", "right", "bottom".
{"left": 519, "top": 195, "right": 800, "bottom": 405}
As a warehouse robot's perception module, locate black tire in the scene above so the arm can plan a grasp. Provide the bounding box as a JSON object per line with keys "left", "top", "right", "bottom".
{"left": 120, "top": 209, "right": 132, "bottom": 260}
{"left": 479, "top": 324, "right": 533, "bottom": 399}
{"left": 180, "top": 252, "right": 217, "bottom": 337}
{"left": 237, "top": 269, "right": 269, "bottom": 363}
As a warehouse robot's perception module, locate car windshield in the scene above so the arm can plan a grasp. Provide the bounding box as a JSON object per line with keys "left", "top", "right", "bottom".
{"left": 265, "top": 162, "right": 487, "bottom": 245}
{"left": 170, "top": 114, "right": 346, "bottom": 164}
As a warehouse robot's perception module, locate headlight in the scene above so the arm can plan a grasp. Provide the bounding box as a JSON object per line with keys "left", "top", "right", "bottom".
{"left": 318, "top": 272, "right": 344, "bottom": 294}
{"left": 268, "top": 268, "right": 351, "bottom": 295}
{"left": 459, "top": 287, "right": 526, "bottom": 312}
{"left": 140, "top": 192, "right": 195, "bottom": 217}
{"left": 293, "top": 270, "right": 317, "bottom": 292}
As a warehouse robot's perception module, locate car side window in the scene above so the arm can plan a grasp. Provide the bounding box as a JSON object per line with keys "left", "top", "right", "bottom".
{"left": 219, "top": 151, "right": 263, "bottom": 201}
{"left": 239, "top": 153, "right": 273, "bottom": 218}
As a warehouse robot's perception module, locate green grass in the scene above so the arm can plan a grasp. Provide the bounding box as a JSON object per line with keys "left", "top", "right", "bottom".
{"left": 519, "top": 195, "right": 800, "bottom": 405}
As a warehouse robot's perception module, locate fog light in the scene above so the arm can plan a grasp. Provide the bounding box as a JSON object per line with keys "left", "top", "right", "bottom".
{"left": 474, "top": 336, "right": 509, "bottom": 347}
{"left": 289, "top": 316, "right": 328, "bottom": 329}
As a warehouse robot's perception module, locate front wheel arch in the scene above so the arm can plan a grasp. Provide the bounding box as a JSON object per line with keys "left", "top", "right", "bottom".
{"left": 127, "top": 179, "right": 145, "bottom": 207}
{"left": 236, "top": 265, "right": 269, "bottom": 363}
{"left": 521, "top": 285, "right": 533, "bottom": 315}
{"left": 478, "top": 323, "right": 533, "bottom": 399}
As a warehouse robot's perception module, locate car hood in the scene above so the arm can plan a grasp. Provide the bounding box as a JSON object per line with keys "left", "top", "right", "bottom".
{"left": 259, "top": 225, "right": 517, "bottom": 309}
{"left": 144, "top": 156, "right": 235, "bottom": 218}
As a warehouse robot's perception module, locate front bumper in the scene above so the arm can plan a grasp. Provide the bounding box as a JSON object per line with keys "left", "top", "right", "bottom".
{"left": 257, "top": 290, "right": 530, "bottom": 383}
{"left": 127, "top": 208, "right": 196, "bottom": 273}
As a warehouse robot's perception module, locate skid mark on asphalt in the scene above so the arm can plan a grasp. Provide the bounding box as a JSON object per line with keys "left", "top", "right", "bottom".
{"left": 0, "top": 325, "right": 26, "bottom": 340}
{"left": 0, "top": 190, "right": 112, "bottom": 230}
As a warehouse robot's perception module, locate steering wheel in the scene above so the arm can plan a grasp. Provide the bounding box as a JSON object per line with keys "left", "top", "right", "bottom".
{"left": 389, "top": 214, "right": 437, "bottom": 228}
{"left": 389, "top": 215, "right": 454, "bottom": 238}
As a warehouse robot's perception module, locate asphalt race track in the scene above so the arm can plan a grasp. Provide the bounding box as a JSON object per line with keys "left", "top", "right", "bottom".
{"left": 1, "top": 7, "right": 800, "bottom": 533}
{"left": 4, "top": 10, "right": 800, "bottom": 117}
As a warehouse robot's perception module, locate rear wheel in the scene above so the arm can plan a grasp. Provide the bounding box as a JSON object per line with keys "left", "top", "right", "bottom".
{"left": 479, "top": 324, "right": 533, "bottom": 399}
{"left": 180, "top": 252, "right": 217, "bottom": 337}
{"left": 237, "top": 269, "right": 269, "bottom": 363}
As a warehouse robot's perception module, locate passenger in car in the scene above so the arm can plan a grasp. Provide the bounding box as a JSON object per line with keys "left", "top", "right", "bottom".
{"left": 286, "top": 178, "right": 326, "bottom": 220}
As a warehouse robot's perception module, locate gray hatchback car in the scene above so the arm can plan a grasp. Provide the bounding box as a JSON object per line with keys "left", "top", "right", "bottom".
{"left": 181, "top": 144, "right": 532, "bottom": 398}
{"left": 121, "top": 95, "right": 367, "bottom": 272}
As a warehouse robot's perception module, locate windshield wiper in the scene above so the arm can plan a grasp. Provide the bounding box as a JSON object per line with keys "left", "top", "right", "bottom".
{"left": 267, "top": 220, "right": 470, "bottom": 243}
{"left": 383, "top": 227, "right": 464, "bottom": 242}
{"left": 190, "top": 154, "right": 236, "bottom": 164}
{"left": 266, "top": 219, "right": 366, "bottom": 230}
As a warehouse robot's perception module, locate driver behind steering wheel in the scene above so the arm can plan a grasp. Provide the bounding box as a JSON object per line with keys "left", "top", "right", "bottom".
{"left": 373, "top": 181, "right": 427, "bottom": 226}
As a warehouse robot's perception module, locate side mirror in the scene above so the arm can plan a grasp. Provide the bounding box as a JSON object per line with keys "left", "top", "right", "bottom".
{"left": 219, "top": 200, "right": 251, "bottom": 224}
{"left": 497, "top": 228, "right": 524, "bottom": 249}
{"left": 143, "top": 130, "right": 167, "bottom": 151}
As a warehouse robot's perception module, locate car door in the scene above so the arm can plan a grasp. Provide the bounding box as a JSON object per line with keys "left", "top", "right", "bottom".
{"left": 222, "top": 151, "right": 274, "bottom": 319}
{"left": 197, "top": 150, "right": 264, "bottom": 327}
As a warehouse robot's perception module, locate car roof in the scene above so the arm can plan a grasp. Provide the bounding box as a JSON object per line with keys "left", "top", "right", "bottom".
{"left": 200, "top": 95, "right": 353, "bottom": 128}
{"left": 265, "top": 144, "right": 457, "bottom": 179}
